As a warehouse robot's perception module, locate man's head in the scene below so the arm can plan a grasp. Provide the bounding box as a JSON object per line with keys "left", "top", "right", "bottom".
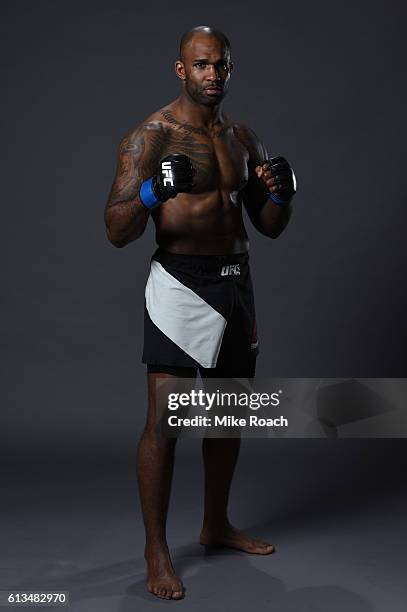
{"left": 175, "top": 26, "right": 233, "bottom": 107}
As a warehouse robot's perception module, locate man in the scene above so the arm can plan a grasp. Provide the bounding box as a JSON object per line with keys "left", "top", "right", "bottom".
{"left": 104, "top": 25, "right": 296, "bottom": 600}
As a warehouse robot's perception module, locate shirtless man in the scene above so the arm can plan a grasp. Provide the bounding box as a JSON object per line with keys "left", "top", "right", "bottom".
{"left": 104, "top": 26, "right": 296, "bottom": 600}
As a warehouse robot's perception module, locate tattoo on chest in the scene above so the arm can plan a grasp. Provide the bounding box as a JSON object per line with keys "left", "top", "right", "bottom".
{"left": 108, "top": 116, "right": 218, "bottom": 208}
{"left": 163, "top": 131, "right": 213, "bottom": 183}
{"left": 161, "top": 110, "right": 206, "bottom": 136}
{"left": 160, "top": 110, "right": 228, "bottom": 138}
{"left": 153, "top": 113, "right": 213, "bottom": 182}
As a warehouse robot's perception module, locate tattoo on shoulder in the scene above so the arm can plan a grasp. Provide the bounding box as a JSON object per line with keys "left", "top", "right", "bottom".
{"left": 119, "top": 122, "right": 167, "bottom": 160}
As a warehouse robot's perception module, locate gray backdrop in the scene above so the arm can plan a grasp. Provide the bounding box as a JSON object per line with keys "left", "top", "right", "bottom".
{"left": 2, "top": 2, "right": 407, "bottom": 610}
{"left": 2, "top": 0, "right": 406, "bottom": 454}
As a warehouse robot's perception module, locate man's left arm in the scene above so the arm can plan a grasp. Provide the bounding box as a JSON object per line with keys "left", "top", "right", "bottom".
{"left": 235, "top": 125, "right": 296, "bottom": 238}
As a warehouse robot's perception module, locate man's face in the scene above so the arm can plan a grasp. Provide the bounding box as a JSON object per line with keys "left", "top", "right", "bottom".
{"left": 177, "top": 35, "right": 233, "bottom": 106}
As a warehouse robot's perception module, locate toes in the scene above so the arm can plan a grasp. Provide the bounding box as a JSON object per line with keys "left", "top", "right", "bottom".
{"left": 244, "top": 539, "right": 275, "bottom": 554}
{"left": 149, "top": 584, "right": 184, "bottom": 600}
{"left": 257, "top": 543, "right": 274, "bottom": 554}
{"left": 251, "top": 538, "right": 274, "bottom": 552}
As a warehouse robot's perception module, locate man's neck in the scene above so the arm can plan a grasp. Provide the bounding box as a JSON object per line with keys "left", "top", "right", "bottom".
{"left": 174, "top": 93, "right": 225, "bottom": 129}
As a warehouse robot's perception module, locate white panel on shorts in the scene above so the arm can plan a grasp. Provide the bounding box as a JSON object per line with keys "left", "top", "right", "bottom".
{"left": 145, "top": 260, "right": 227, "bottom": 368}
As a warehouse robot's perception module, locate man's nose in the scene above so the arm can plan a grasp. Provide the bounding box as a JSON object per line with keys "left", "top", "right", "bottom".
{"left": 206, "top": 65, "right": 220, "bottom": 80}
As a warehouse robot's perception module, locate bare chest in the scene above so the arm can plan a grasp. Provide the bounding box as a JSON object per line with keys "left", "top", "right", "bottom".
{"left": 163, "top": 126, "right": 249, "bottom": 193}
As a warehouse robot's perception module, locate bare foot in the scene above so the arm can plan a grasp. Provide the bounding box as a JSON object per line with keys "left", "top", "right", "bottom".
{"left": 200, "top": 522, "right": 275, "bottom": 555}
{"left": 145, "top": 547, "right": 184, "bottom": 600}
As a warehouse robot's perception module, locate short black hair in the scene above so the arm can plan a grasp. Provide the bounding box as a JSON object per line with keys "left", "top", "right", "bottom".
{"left": 179, "top": 26, "right": 231, "bottom": 62}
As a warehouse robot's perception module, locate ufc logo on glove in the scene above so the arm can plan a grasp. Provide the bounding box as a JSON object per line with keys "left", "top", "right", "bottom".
{"left": 161, "top": 161, "right": 174, "bottom": 187}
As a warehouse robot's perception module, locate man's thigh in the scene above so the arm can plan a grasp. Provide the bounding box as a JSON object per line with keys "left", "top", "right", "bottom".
{"left": 146, "top": 366, "right": 198, "bottom": 434}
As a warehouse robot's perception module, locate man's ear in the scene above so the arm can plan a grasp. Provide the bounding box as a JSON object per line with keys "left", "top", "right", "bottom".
{"left": 175, "top": 60, "right": 186, "bottom": 80}
{"left": 229, "top": 61, "right": 234, "bottom": 74}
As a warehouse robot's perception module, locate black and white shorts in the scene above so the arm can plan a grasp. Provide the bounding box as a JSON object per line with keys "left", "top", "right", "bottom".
{"left": 142, "top": 249, "right": 258, "bottom": 378}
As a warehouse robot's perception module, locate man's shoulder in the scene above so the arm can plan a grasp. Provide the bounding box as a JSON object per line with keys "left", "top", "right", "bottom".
{"left": 232, "top": 121, "right": 261, "bottom": 148}
{"left": 143, "top": 104, "right": 172, "bottom": 126}
{"left": 122, "top": 105, "right": 174, "bottom": 143}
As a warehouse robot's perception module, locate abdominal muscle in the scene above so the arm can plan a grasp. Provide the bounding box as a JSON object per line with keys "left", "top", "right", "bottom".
{"left": 151, "top": 189, "right": 250, "bottom": 255}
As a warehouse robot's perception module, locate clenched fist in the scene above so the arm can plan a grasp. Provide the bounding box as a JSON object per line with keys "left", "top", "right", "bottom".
{"left": 256, "top": 156, "right": 296, "bottom": 204}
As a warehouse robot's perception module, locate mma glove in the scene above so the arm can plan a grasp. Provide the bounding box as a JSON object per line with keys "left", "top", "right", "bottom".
{"left": 140, "top": 154, "right": 195, "bottom": 209}
{"left": 258, "top": 156, "right": 297, "bottom": 205}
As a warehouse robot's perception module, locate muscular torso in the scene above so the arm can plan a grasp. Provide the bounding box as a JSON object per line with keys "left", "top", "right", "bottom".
{"left": 148, "top": 105, "right": 251, "bottom": 255}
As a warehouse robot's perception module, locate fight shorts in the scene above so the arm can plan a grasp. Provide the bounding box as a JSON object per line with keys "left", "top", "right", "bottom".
{"left": 142, "top": 248, "right": 258, "bottom": 377}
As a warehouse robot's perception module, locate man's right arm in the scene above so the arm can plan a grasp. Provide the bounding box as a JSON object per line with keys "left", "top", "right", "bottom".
{"left": 104, "top": 122, "right": 168, "bottom": 248}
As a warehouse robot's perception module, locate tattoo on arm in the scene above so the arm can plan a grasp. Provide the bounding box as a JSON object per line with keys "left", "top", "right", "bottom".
{"left": 107, "top": 122, "right": 168, "bottom": 209}
{"left": 108, "top": 113, "right": 216, "bottom": 213}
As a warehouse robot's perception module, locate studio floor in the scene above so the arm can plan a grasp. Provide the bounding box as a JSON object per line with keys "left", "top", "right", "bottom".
{"left": 2, "top": 440, "right": 406, "bottom": 611}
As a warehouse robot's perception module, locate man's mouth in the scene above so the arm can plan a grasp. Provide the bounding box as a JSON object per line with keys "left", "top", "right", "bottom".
{"left": 204, "top": 87, "right": 222, "bottom": 94}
